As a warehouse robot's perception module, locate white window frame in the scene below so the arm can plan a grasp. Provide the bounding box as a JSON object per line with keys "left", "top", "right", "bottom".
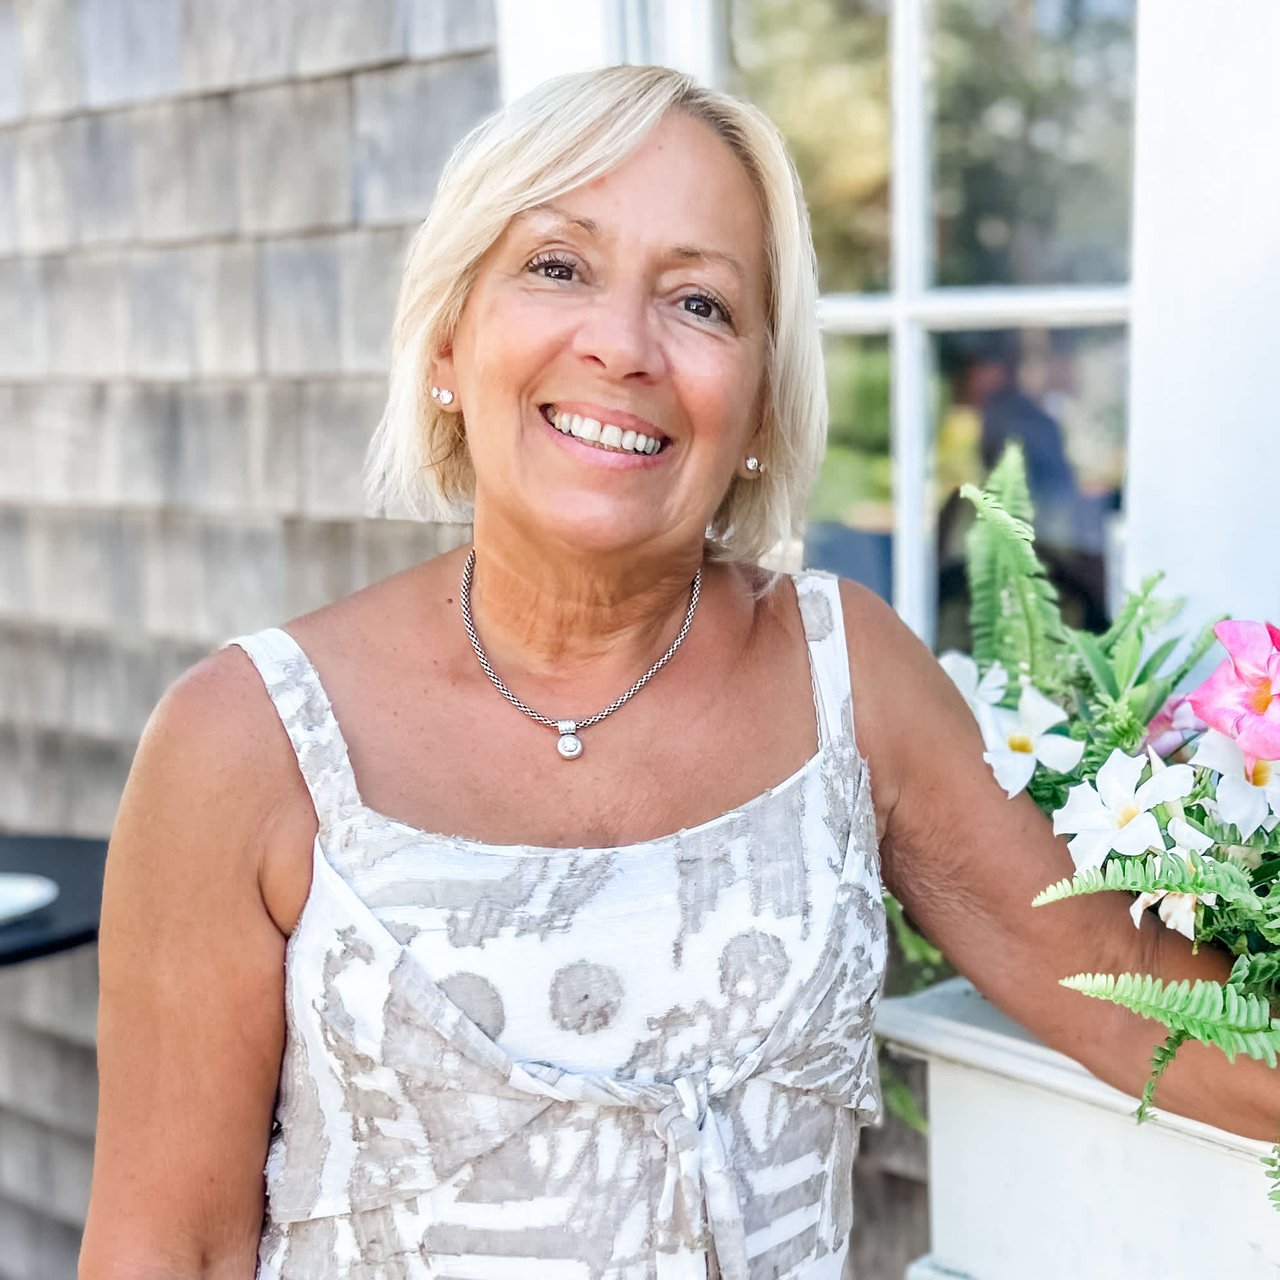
{"left": 494, "top": 0, "right": 1131, "bottom": 640}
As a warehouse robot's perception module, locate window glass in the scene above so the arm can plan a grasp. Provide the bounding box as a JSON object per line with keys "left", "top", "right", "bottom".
{"left": 932, "top": 324, "right": 1128, "bottom": 652}
{"left": 728, "top": 0, "right": 891, "bottom": 293}
{"left": 803, "top": 334, "right": 893, "bottom": 599}
{"left": 932, "top": 0, "right": 1136, "bottom": 287}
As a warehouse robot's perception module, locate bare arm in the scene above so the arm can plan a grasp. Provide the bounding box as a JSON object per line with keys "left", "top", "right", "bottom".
{"left": 80, "top": 650, "right": 315, "bottom": 1277}
{"left": 844, "top": 581, "right": 1279, "bottom": 1144}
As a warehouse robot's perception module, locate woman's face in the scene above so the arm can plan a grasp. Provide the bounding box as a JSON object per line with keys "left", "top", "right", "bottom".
{"left": 439, "top": 110, "right": 769, "bottom": 565}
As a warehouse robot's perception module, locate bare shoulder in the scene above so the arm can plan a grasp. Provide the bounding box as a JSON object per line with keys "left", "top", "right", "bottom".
{"left": 143, "top": 642, "right": 313, "bottom": 835}
{"left": 117, "top": 641, "right": 317, "bottom": 936}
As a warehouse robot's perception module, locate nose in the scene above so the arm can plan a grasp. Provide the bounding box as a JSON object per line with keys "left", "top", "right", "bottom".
{"left": 571, "top": 281, "right": 663, "bottom": 381}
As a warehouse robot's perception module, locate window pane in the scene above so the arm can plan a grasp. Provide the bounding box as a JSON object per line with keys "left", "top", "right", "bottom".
{"left": 728, "top": 0, "right": 890, "bottom": 293}
{"left": 804, "top": 334, "right": 893, "bottom": 599}
{"left": 932, "top": 325, "right": 1127, "bottom": 651}
{"left": 932, "top": 0, "right": 1136, "bottom": 287}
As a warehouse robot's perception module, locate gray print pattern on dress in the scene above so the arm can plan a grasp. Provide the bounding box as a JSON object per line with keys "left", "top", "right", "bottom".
{"left": 671, "top": 814, "right": 741, "bottom": 967}
{"left": 549, "top": 960, "right": 626, "bottom": 1033}
{"left": 443, "top": 857, "right": 545, "bottom": 948}
{"left": 531, "top": 851, "right": 620, "bottom": 940}
{"left": 745, "top": 779, "right": 811, "bottom": 932}
{"left": 718, "top": 930, "right": 790, "bottom": 1003}
{"left": 261, "top": 1007, "right": 332, "bottom": 1228}
{"left": 797, "top": 583, "right": 835, "bottom": 642}
{"left": 438, "top": 971, "right": 506, "bottom": 1041}
{"left": 225, "top": 570, "right": 887, "bottom": 1280}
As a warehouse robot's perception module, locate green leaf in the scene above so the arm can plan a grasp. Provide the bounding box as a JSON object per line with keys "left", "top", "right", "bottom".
{"left": 1265, "top": 1141, "right": 1280, "bottom": 1210}
{"left": 1135, "top": 635, "right": 1182, "bottom": 685}
{"left": 960, "top": 443, "right": 1068, "bottom": 689}
{"left": 1060, "top": 972, "right": 1280, "bottom": 1066}
{"left": 879, "top": 1067, "right": 930, "bottom": 1137}
{"left": 1112, "top": 629, "right": 1143, "bottom": 693}
{"left": 1032, "top": 852, "right": 1265, "bottom": 920}
{"left": 1137, "top": 1029, "right": 1189, "bottom": 1123}
{"left": 1166, "top": 614, "right": 1231, "bottom": 690}
{"left": 1125, "top": 676, "right": 1174, "bottom": 730}
{"left": 1098, "top": 573, "right": 1183, "bottom": 651}
{"left": 1228, "top": 952, "right": 1280, "bottom": 994}
{"left": 883, "top": 893, "right": 944, "bottom": 968}
{"left": 1066, "top": 627, "right": 1119, "bottom": 700}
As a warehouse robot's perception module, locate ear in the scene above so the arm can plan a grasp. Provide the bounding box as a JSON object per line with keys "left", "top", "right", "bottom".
{"left": 734, "top": 422, "right": 767, "bottom": 479}
{"left": 429, "top": 343, "right": 462, "bottom": 413}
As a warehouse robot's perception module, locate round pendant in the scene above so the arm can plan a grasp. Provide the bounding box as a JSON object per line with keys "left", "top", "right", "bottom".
{"left": 557, "top": 732, "right": 583, "bottom": 760}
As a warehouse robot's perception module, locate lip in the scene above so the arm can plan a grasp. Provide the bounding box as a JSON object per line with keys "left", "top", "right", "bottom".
{"left": 541, "top": 400, "right": 668, "bottom": 443}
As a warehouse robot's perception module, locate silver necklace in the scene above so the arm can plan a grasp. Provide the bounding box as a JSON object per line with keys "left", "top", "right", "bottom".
{"left": 459, "top": 548, "right": 702, "bottom": 761}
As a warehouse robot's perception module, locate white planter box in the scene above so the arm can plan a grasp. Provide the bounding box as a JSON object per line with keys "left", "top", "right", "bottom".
{"left": 875, "top": 977, "right": 1280, "bottom": 1279}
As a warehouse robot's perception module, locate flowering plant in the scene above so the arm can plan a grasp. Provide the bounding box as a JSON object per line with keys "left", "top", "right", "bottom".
{"left": 941, "top": 445, "right": 1280, "bottom": 1206}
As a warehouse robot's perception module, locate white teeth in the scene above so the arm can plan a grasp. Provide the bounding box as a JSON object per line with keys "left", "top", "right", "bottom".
{"left": 548, "top": 408, "right": 663, "bottom": 455}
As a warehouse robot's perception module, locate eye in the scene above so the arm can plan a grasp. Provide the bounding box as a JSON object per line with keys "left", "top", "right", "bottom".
{"left": 681, "top": 292, "right": 733, "bottom": 326}
{"left": 527, "top": 252, "right": 578, "bottom": 282}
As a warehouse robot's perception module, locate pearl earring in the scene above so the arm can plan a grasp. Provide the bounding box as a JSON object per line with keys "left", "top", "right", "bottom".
{"left": 431, "top": 386, "right": 455, "bottom": 407}
{"left": 744, "top": 456, "right": 762, "bottom": 474}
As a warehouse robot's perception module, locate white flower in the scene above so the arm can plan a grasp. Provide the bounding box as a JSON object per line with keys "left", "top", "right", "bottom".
{"left": 1052, "top": 748, "right": 1195, "bottom": 871}
{"left": 939, "top": 652, "right": 1008, "bottom": 714}
{"left": 1128, "top": 817, "right": 1218, "bottom": 941}
{"left": 1189, "top": 728, "right": 1280, "bottom": 840}
{"left": 981, "top": 683, "right": 1084, "bottom": 798}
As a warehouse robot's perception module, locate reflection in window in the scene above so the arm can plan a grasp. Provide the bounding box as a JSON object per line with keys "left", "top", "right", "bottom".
{"left": 932, "top": 326, "right": 1127, "bottom": 651}
{"left": 803, "top": 335, "right": 893, "bottom": 599}
{"left": 728, "top": 0, "right": 891, "bottom": 293}
{"left": 932, "top": 0, "right": 1136, "bottom": 287}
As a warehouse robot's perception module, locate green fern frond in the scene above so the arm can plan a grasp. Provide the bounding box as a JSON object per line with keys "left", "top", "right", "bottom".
{"left": 1265, "top": 1142, "right": 1280, "bottom": 1209}
{"left": 961, "top": 465, "right": 1067, "bottom": 687}
{"left": 1060, "top": 972, "right": 1280, "bottom": 1065}
{"left": 1137, "top": 1029, "right": 1189, "bottom": 1123}
{"left": 981, "top": 440, "right": 1035, "bottom": 524}
{"left": 1031, "top": 852, "right": 1263, "bottom": 918}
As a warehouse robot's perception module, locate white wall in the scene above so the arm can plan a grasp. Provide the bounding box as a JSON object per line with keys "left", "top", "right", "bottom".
{"left": 1125, "top": 0, "right": 1280, "bottom": 625}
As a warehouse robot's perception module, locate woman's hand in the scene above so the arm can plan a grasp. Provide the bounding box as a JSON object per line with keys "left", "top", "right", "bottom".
{"left": 843, "top": 580, "right": 1279, "bottom": 1145}
{"left": 79, "top": 650, "right": 314, "bottom": 1277}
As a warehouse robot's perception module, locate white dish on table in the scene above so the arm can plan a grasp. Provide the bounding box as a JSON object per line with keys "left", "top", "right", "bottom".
{"left": 0, "top": 874, "right": 59, "bottom": 927}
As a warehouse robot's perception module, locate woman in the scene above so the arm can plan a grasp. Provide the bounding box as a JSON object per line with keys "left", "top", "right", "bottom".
{"left": 80, "top": 67, "right": 1275, "bottom": 1279}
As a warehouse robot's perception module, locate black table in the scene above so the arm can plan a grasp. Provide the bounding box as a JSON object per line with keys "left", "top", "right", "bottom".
{"left": 0, "top": 834, "right": 108, "bottom": 966}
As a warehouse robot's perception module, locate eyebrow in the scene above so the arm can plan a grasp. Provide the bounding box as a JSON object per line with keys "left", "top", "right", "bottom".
{"left": 518, "top": 203, "right": 600, "bottom": 236}
{"left": 518, "top": 205, "right": 748, "bottom": 282}
{"left": 668, "top": 245, "right": 746, "bottom": 282}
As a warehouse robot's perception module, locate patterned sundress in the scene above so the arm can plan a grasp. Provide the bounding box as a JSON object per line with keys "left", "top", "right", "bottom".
{"left": 224, "top": 569, "right": 888, "bottom": 1279}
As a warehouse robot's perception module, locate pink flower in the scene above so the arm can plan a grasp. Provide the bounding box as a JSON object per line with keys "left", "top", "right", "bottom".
{"left": 1186, "top": 620, "right": 1280, "bottom": 761}
{"left": 1142, "top": 693, "right": 1206, "bottom": 760}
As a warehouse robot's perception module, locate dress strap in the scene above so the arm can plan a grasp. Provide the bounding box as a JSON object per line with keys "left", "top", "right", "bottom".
{"left": 792, "top": 570, "right": 854, "bottom": 752}
{"left": 221, "top": 627, "right": 363, "bottom": 830}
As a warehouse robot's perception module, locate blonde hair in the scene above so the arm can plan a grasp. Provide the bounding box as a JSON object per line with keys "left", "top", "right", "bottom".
{"left": 364, "top": 65, "right": 826, "bottom": 564}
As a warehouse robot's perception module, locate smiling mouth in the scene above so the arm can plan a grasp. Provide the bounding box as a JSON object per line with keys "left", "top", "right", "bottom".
{"left": 541, "top": 405, "right": 669, "bottom": 456}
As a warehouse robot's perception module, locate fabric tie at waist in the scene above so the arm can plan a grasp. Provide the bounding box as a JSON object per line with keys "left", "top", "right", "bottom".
{"left": 513, "top": 1059, "right": 750, "bottom": 1279}
{"left": 651, "top": 1073, "right": 749, "bottom": 1279}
